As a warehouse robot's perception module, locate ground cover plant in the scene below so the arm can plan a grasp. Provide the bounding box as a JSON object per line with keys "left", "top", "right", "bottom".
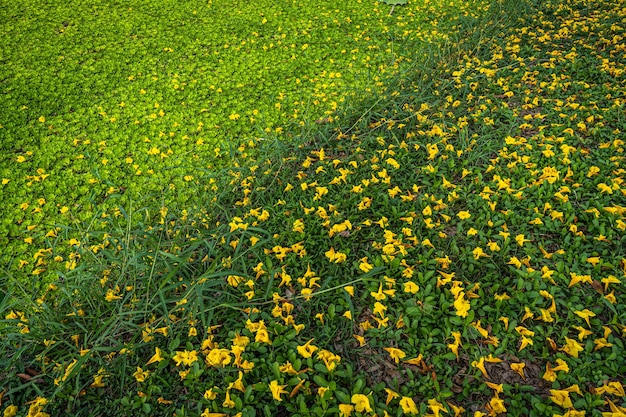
{"left": 1, "top": 0, "right": 626, "bottom": 416}
{"left": 0, "top": 0, "right": 474, "bottom": 285}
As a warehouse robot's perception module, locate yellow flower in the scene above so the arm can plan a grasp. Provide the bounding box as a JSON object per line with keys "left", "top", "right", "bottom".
{"left": 454, "top": 292, "right": 471, "bottom": 317}
{"left": 471, "top": 356, "right": 489, "bottom": 378}
{"left": 447, "top": 332, "right": 462, "bottom": 358}
{"left": 399, "top": 396, "right": 419, "bottom": 414}
{"left": 338, "top": 404, "right": 354, "bottom": 417}
{"left": 104, "top": 288, "right": 122, "bottom": 302}
{"left": 403, "top": 281, "right": 419, "bottom": 294}
{"left": 269, "top": 380, "right": 288, "bottom": 401}
{"left": 353, "top": 334, "right": 366, "bottom": 347}
{"left": 90, "top": 368, "right": 107, "bottom": 388}
{"left": 3, "top": 405, "right": 18, "bottom": 417}
{"left": 385, "top": 388, "right": 400, "bottom": 405}
{"left": 223, "top": 391, "right": 235, "bottom": 408}
{"left": 549, "top": 389, "right": 573, "bottom": 408}
{"left": 472, "top": 247, "right": 489, "bottom": 260}
{"left": 427, "top": 398, "right": 446, "bottom": 417}
{"left": 359, "top": 258, "right": 374, "bottom": 272}
{"left": 228, "top": 371, "right": 245, "bottom": 392}
{"left": 133, "top": 366, "right": 150, "bottom": 382}
{"left": 370, "top": 283, "right": 386, "bottom": 301}
{"left": 351, "top": 394, "right": 372, "bottom": 413}
{"left": 146, "top": 347, "right": 165, "bottom": 365}
{"left": 292, "top": 219, "right": 305, "bottom": 233}
{"left": 487, "top": 395, "right": 507, "bottom": 415}
{"left": 201, "top": 410, "right": 227, "bottom": 417}
{"left": 515, "top": 234, "right": 530, "bottom": 246}
{"left": 206, "top": 348, "right": 232, "bottom": 367}
{"left": 573, "top": 309, "right": 596, "bottom": 327}
{"left": 457, "top": 211, "right": 471, "bottom": 220}
{"left": 384, "top": 347, "right": 406, "bottom": 363}
{"left": 561, "top": 337, "right": 584, "bottom": 357}
{"left": 373, "top": 301, "right": 387, "bottom": 317}
{"left": 297, "top": 338, "right": 318, "bottom": 358}
{"left": 255, "top": 328, "right": 272, "bottom": 344}
{"left": 317, "top": 349, "right": 341, "bottom": 371}
{"left": 204, "top": 387, "right": 218, "bottom": 400}
{"left": 172, "top": 350, "right": 199, "bottom": 367}
{"left": 510, "top": 362, "right": 525, "bottom": 379}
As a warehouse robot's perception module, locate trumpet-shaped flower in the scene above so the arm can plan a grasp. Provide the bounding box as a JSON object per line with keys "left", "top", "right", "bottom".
{"left": 351, "top": 394, "right": 372, "bottom": 413}
{"left": 269, "top": 380, "right": 288, "bottom": 401}
{"left": 399, "top": 396, "right": 419, "bottom": 414}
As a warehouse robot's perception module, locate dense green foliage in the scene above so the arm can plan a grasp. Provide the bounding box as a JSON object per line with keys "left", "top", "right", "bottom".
{"left": 0, "top": 0, "right": 474, "bottom": 277}
{"left": 2, "top": 0, "right": 626, "bottom": 416}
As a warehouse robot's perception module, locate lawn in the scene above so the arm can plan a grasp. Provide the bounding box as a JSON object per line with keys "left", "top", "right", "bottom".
{"left": 1, "top": 0, "right": 626, "bottom": 415}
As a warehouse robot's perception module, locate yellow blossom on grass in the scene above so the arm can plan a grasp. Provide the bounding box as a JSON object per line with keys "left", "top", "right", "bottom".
{"left": 568, "top": 272, "right": 592, "bottom": 287}
{"left": 351, "top": 394, "right": 372, "bottom": 413}
{"left": 297, "top": 338, "right": 318, "bottom": 358}
{"left": 172, "top": 350, "right": 199, "bottom": 367}
{"left": 325, "top": 247, "right": 347, "bottom": 263}
{"left": 269, "top": 380, "right": 288, "bottom": 401}
{"left": 427, "top": 398, "right": 447, "bottom": 417}
{"left": 359, "top": 258, "right": 374, "bottom": 272}
{"left": 595, "top": 381, "right": 625, "bottom": 396}
{"left": 403, "top": 281, "right": 419, "bottom": 294}
{"left": 292, "top": 219, "right": 305, "bottom": 233}
{"left": 373, "top": 301, "right": 387, "bottom": 317}
{"left": 447, "top": 331, "right": 462, "bottom": 358}
{"left": 384, "top": 347, "right": 406, "bottom": 363}
{"left": 255, "top": 328, "right": 272, "bottom": 344}
{"left": 561, "top": 337, "right": 584, "bottom": 357}
{"left": 201, "top": 411, "right": 227, "bottom": 417}
{"left": 3, "top": 406, "right": 18, "bottom": 417}
{"left": 223, "top": 391, "right": 235, "bottom": 408}
{"left": 146, "top": 347, "right": 165, "bottom": 365}
{"left": 206, "top": 348, "right": 232, "bottom": 367}
{"left": 472, "top": 356, "right": 489, "bottom": 378}
{"left": 472, "top": 247, "right": 490, "bottom": 260}
{"left": 385, "top": 388, "right": 400, "bottom": 405}
{"left": 453, "top": 292, "right": 471, "bottom": 317}
{"left": 487, "top": 395, "right": 507, "bottom": 415}
{"left": 550, "top": 389, "right": 573, "bottom": 408}
{"left": 353, "top": 334, "right": 366, "bottom": 347}
{"left": 133, "top": 366, "right": 150, "bottom": 382}
{"left": 399, "top": 396, "right": 419, "bottom": 414}
{"left": 204, "top": 387, "right": 218, "bottom": 400}
{"left": 574, "top": 309, "right": 596, "bottom": 327}
{"left": 317, "top": 349, "right": 341, "bottom": 371}
{"left": 370, "top": 283, "right": 387, "bottom": 301}
{"left": 457, "top": 211, "right": 471, "bottom": 220}
{"left": 339, "top": 404, "right": 354, "bottom": 417}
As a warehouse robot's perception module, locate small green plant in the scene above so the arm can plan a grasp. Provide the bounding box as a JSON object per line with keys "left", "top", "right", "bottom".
{"left": 2, "top": 0, "right": 626, "bottom": 415}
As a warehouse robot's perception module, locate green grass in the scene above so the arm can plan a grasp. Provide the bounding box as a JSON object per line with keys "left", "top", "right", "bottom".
{"left": 0, "top": 0, "right": 481, "bottom": 280}
{"left": 2, "top": 0, "right": 626, "bottom": 416}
